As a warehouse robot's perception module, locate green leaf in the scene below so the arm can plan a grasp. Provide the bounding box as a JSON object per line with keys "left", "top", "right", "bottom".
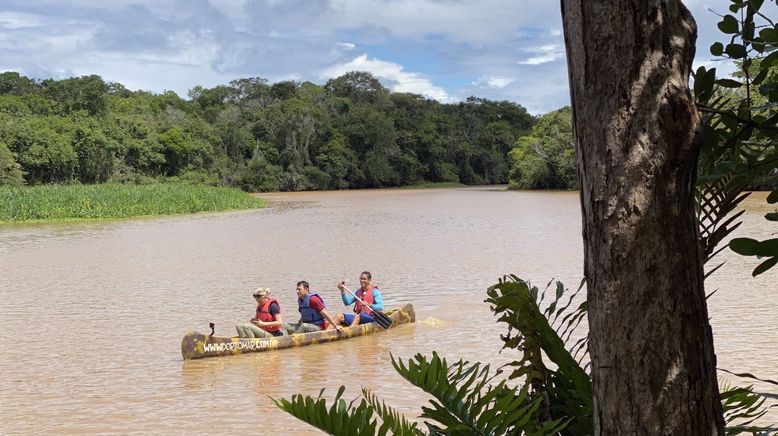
{"left": 759, "top": 82, "right": 777, "bottom": 98}
{"left": 762, "top": 51, "right": 778, "bottom": 69}
{"left": 716, "top": 79, "right": 743, "bottom": 88}
{"left": 711, "top": 42, "right": 724, "bottom": 56}
{"left": 730, "top": 238, "right": 760, "bottom": 255}
{"left": 718, "top": 15, "right": 739, "bottom": 34}
{"left": 751, "top": 68, "right": 768, "bottom": 86}
{"left": 749, "top": 0, "right": 765, "bottom": 12}
{"left": 757, "top": 238, "right": 778, "bottom": 255}
{"left": 759, "top": 28, "right": 778, "bottom": 42}
{"left": 725, "top": 43, "right": 747, "bottom": 58}
{"left": 753, "top": 257, "right": 778, "bottom": 276}
{"left": 767, "top": 188, "right": 778, "bottom": 204}
{"left": 694, "top": 66, "right": 717, "bottom": 103}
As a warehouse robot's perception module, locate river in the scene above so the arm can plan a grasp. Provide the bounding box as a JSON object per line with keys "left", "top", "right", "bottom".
{"left": 1, "top": 186, "right": 775, "bottom": 434}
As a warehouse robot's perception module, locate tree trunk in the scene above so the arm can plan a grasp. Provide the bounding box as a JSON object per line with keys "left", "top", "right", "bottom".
{"left": 560, "top": 1, "right": 725, "bottom": 434}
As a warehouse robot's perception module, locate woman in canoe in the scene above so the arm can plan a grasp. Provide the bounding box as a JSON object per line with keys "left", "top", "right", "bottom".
{"left": 235, "top": 288, "right": 286, "bottom": 338}
{"left": 336, "top": 271, "right": 384, "bottom": 327}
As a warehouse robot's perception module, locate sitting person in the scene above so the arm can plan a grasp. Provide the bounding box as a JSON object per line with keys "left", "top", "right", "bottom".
{"left": 336, "top": 271, "right": 384, "bottom": 327}
{"left": 285, "top": 280, "right": 342, "bottom": 334}
{"left": 235, "top": 287, "right": 286, "bottom": 338}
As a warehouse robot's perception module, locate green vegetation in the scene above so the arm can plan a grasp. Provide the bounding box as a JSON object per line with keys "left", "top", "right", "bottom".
{"left": 0, "top": 71, "right": 536, "bottom": 191}
{"left": 0, "top": 183, "right": 265, "bottom": 222}
{"left": 276, "top": 277, "right": 774, "bottom": 435}
{"left": 509, "top": 107, "right": 576, "bottom": 190}
{"left": 693, "top": 0, "right": 778, "bottom": 275}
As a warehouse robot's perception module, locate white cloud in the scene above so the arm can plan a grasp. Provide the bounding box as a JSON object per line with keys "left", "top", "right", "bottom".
{"left": 326, "top": 0, "right": 560, "bottom": 45}
{"left": 0, "top": 12, "right": 46, "bottom": 28}
{"left": 473, "top": 76, "right": 515, "bottom": 89}
{"left": 335, "top": 42, "right": 355, "bottom": 51}
{"left": 0, "top": 0, "right": 572, "bottom": 109}
{"left": 518, "top": 53, "right": 564, "bottom": 66}
{"left": 321, "top": 54, "right": 450, "bottom": 101}
{"left": 517, "top": 44, "right": 565, "bottom": 66}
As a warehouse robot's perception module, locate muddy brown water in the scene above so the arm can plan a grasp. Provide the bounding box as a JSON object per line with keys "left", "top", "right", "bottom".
{"left": 1, "top": 187, "right": 775, "bottom": 434}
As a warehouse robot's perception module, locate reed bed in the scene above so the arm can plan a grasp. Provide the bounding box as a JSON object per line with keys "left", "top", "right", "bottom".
{"left": 0, "top": 183, "right": 266, "bottom": 223}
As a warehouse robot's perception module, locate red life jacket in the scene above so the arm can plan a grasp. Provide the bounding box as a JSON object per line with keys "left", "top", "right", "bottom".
{"left": 256, "top": 298, "right": 282, "bottom": 333}
{"left": 355, "top": 286, "right": 379, "bottom": 315}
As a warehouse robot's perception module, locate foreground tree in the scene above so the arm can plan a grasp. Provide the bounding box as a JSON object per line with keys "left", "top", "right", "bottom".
{"left": 561, "top": 1, "right": 724, "bottom": 433}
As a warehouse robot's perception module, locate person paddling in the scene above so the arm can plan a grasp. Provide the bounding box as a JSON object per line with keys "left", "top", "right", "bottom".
{"left": 286, "top": 280, "right": 342, "bottom": 334}
{"left": 336, "top": 271, "right": 384, "bottom": 327}
{"left": 235, "top": 287, "right": 286, "bottom": 338}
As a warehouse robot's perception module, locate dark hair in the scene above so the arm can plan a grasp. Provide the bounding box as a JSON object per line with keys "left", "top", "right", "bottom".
{"left": 360, "top": 271, "right": 371, "bottom": 280}
{"left": 296, "top": 280, "right": 309, "bottom": 290}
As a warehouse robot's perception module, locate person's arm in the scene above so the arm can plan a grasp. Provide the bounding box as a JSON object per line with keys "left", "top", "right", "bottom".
{"left": 370, "top": 289, "right": 384, "bottom": 312}
{"left": 341, "top": 292, "right": 355, "bottom": 306}
{"left": 319, "top": 308, "right": 343, "bottom": 332}
{"left": 338, "top": 282, "right": 356, "bottom": 306}
{"left": 252, "top": 316, "right": 283, "bottom": 328}
{"left": 253, "top": 304, "right": 284, "bottom": 328}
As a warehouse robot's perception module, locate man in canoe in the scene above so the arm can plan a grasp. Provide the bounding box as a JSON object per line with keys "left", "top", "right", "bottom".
{"left": 285, "top": 280, "right": 343, "bottom": 334}
{"left": 235, "top": 287, "right": 286, "bottom": 338}
{"left": 335, "top": 271, "right": 384, "bottom": 327}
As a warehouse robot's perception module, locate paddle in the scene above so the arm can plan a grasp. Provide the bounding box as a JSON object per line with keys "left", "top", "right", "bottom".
{"left": 341, "top": 284, "right": 393, "bottom": 329}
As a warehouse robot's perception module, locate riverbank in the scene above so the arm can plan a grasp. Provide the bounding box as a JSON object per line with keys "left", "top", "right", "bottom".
{"left": 398, "top": 181, "right": 466, "bottom": 189}
{"left": 0, "top": 183, "right": 266, "bottom": 223}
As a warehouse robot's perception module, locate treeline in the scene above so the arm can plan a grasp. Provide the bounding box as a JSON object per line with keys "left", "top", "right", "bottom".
{"left": 0, "top": 71, "right": 571, "bottom": 191}
{"left": 509, "top": 106, "right": 576, "bottom": 190}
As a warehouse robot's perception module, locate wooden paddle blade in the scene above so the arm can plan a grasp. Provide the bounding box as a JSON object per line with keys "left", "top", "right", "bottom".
{"left": 374, "top": 311, "right": 393, "bottom": 329}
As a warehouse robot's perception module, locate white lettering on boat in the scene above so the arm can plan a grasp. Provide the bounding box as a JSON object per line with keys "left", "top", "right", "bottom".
{"left": 203, "top": 339, "right": 275, "bottom": 353}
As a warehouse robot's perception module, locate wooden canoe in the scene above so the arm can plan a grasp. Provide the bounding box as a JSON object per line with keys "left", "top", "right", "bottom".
{"left": 181, "top": 304, "right": 415, "bottom": 359}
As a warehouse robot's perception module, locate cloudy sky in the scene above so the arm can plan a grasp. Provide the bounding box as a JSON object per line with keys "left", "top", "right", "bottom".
{"left": 0, "top": 1, "right": 749, "bottom": 114}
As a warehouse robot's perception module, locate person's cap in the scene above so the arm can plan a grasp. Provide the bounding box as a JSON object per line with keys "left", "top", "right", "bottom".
{"left": 253, "top": 287, "right": 271, "bottom": 298}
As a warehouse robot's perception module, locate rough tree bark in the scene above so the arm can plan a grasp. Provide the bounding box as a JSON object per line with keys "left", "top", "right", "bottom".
{"left": 560, "top": 1, "right": 725, "bottom": 434}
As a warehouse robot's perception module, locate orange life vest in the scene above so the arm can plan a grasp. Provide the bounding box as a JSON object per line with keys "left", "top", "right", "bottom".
{"left": 257, "top": 298, "right": 282, "bottom": 333}
{"left": 355, "top": 286, "right": 379, "bottom": 315}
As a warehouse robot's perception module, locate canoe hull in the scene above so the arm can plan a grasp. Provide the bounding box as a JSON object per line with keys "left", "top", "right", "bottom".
{"left": 181, "top": 304, "right": 415, "bottom": 359}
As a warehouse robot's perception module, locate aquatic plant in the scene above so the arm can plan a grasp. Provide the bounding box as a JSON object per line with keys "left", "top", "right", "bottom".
{"left": 0, "top": 182, "right": 266, "bottom": 222}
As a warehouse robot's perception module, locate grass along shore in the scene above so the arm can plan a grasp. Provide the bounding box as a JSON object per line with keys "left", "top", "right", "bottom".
{"left": 0, "top": 183, "right": 266, "bottom": 223}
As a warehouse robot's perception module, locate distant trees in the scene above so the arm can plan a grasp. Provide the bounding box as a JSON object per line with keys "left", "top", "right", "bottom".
{"left": 0, "top": 71, "right": 546, "bottom": 191}
{"left": 509, "top": 107, "right": 576, "bottom": 189}
{"left": 0, "top": 141, "right": 25, "bottom": 185}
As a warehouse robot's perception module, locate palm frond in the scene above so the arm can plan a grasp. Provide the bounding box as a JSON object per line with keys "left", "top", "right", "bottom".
{"left": 697, "top": 173, "right": 751, "bottom": 265}
{"left": 273, "top": 386, "right": 378, "bottom": 436}
{"left": 391, "top": 352, "right": 568, "bottom": 435}
{"left": 361, "top": 387, "right": 423, "bottom": 436}
{"left": 720, "top": 383, "right": 776, "bottom": 436}
{"left": 485, "top": 275, "right": 592, "bottom": 435}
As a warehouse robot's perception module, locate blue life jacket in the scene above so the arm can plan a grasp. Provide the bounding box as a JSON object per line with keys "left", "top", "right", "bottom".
{"left": 298, "top": 292, "right": 326, "bottom": 326}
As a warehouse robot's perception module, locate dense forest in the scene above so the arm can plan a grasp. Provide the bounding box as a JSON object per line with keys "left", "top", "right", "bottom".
{"left": 0, "top": 71, "right": 578, "bottom": 192}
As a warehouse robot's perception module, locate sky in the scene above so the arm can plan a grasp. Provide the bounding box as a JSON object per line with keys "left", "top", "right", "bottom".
{"left": 0, "top": 0, "right": 753, "bottom": 114}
